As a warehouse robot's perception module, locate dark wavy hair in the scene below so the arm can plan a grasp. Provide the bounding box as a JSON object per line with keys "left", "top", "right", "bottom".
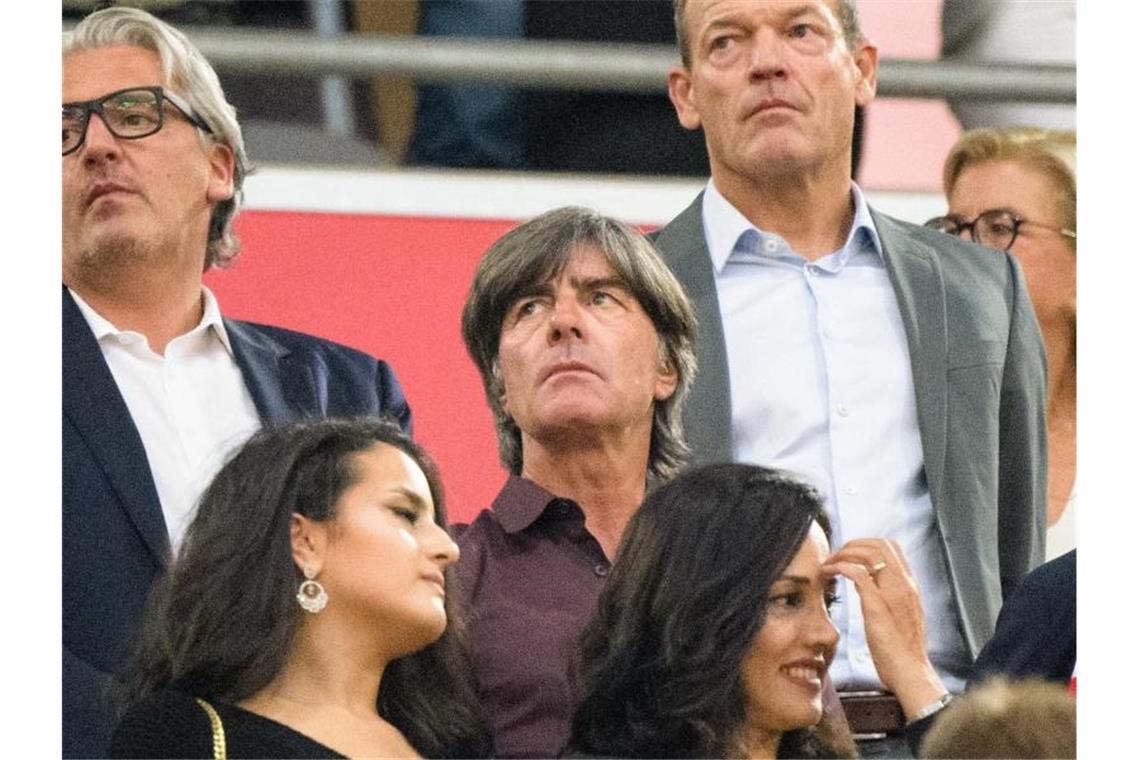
{"left": 569, "top": 463, "right": 856, "bottom": 758}
{"left": 119, "top": 417, "right": 490, "bottom": 758}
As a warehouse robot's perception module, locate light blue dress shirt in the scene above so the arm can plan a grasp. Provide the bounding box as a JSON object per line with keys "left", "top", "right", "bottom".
{"left": 701, "top": 181, "right": 970, "bottom": 691}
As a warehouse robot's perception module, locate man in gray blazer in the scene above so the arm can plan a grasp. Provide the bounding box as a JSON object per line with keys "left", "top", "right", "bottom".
{"left": 656, "top": 0, "right": 1046, "bottom": 747}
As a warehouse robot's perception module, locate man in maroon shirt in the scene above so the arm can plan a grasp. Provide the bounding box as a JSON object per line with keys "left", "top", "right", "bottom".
{"left": 456, "top": 207, "right": 698, "bottom": 757}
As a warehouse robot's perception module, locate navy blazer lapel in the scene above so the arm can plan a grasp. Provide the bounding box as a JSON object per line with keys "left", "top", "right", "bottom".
{"left": 62, "top": 287, "right": 171, "bottom": 565}
{"left": 872, "top": 210, "right": 949, "bottom": 499}
{"left": 653, "top": 193, "right": 734, "bottom": 465}
{"left": 225, "top": 319, "right": 313, "bottom": 424}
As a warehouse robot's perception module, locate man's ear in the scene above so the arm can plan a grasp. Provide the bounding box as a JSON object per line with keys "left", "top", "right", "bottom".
{"left": 654, "top": 357, "right": 680, "bottom": 402}
{"left": 291, "top": 513, "right": 328, "bottom": 575}
{"left": 668, "top": 64, "right": 703, "bottom": 131}
{"left": 851, "top": 39, "right": 879, "bottom": 108}
{"left": 492, "top": 359, "right": 514, "bottom": 419}
{"left": 206, "top": 142, "right": 236, "bottom": 203}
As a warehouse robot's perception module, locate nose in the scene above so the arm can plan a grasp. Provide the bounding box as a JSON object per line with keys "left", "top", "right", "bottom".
{"left": 427, "top": 522, "right": 460, "bottom": 568}
{"left": 808, "top": 601, "right": 840, "bottom": 656}
{"left": 546, "top": 297, "right": 583, "bottom": 345}
{"left": 78, "top": 112, "right": 122, "bottom": 165}
{"left": 747, "top": 28, "right": 789, "bottom": 81}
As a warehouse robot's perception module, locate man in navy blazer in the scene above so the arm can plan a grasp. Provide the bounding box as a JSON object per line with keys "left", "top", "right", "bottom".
{"left": 62, "top": 8, "right": 410, "bottom": 756}
{"left": 656, "top": 0, "right": 1046, "bottom": 748}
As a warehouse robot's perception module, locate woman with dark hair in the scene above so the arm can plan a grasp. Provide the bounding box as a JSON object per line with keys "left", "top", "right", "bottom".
{"left": 110, "top": 417, "right": 490, "bottom": 758}
{"left": 569, "top": 463, "right": 950, "bottom": 759}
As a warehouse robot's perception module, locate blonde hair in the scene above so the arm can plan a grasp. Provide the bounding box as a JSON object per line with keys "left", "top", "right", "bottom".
{"left": 943, "top": 128, "right": 1076, "bottom": 248}
{"left": 920, "top": 677, "right": 1076, "bottom": 759}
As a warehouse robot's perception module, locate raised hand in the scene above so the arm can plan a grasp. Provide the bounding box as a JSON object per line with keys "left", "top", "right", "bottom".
{"left": 822, "top": 538, "right": 948, "bottom": 719}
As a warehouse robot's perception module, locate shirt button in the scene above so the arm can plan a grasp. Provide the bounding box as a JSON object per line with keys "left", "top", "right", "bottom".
{"left": 763, "top": 238, "right": 779, "bottom": 253}
{"left": 594, "top": 564, "right": 609, "bottom": 578}
{"left": 807, "top": 265, "right": 820, "bottom": 276}
{"left": 835, "top": 403, "right": 849, "bottom": 417}
{"left": 855, "top": 651, "right": 870, "bottom": 663}
{"left": 844, "top": 485, "right": 857, "bottom": 496}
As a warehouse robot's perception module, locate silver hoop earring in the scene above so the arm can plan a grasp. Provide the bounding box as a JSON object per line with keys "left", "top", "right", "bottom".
{"left": 296, "top": 567, "right": 328, "bottom": 614}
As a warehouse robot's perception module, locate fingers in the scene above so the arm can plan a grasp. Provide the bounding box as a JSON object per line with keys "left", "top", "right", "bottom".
{"left": 827, "top": 537, "right": 907, "bottom": 572}
{"left": 823, "top": 539, "right": 926, "bottom": 637}
{"left": 825, "top": 538, "right": 918, "bottom": 594}
{"left": 824, "top": 560, "right": 888, "bottom": 614}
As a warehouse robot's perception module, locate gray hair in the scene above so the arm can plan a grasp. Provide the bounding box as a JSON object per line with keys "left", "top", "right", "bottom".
{"left": 64, "top": 6, "right": 248, "bottom": 269}
{"left": 672, "top": 0, "right": 862, "bottom": 68}
{"left": 461, "top": 207, "right": 698, "bottom": 481}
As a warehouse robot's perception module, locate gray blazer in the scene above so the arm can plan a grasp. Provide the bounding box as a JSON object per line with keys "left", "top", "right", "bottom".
{"left": 651, "top": 194, "right": 1047, "bottom": 657}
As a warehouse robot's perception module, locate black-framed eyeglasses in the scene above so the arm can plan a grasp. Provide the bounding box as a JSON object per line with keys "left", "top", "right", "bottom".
{"left": 924, "top": 209, "right": 1077, "bottom": 253}
{"left": 63, "top": 86, "right": 213, "bottom": 156}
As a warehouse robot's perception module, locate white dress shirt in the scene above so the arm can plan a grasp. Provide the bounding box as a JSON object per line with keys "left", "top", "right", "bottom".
{"left": 69, "top": 287, "right": 262, "bottom": 552}
{"left": 702, "top": 181, "right": 970, "bottom": 691}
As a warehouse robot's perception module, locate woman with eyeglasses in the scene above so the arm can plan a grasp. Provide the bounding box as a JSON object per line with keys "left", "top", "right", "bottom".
{"left": 925, "top": 128, "right": 1076, "bottom": 558}
{"left": 109, "top": 418, "right": 490, "bottom": 758}
{"left": 568, "top": 464, "right": 951, "bottom": 759}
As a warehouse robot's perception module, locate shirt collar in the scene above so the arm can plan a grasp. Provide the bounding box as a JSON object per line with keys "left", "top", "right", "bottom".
{"left": 68, "top": 286, "right": 235, "bottom": 357}
{"left": 701, "top": 179, "right": 883, "bottom": 272}
{"left": 198, "top": 287, "right": 234, "bottom": 356}
{"left": 492, "top": 475, "right": 580, "bottom": 534}
{"left": 845, "top": 182, "right": 884, "bottom": 262}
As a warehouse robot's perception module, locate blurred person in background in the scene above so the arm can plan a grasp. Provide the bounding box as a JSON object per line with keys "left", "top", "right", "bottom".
{"left": 941, "top": 1, "right": 1075, "bottom": 131}
{"left": 570, "top": 464, "right": 954, "bottom": 758}
{"left": 63, "top": 8, "right": 411, "bottom": 755}
{"left": 408, "top": 0, "right": 526, "bottom": 170}
{"left": 521, "top": 0, "right": 708, "bottom": 176}
{"left": 656, "top": 1, "right": 1048, "bottom": 751}
{"left": 919, "top": 677, "right": 1075, "bottom": 759}
{"left": 109, "top": 418, "right": 489, "bottom": 758}
{"left": 927, "top": 128, "right": 1076, "bottom": 559}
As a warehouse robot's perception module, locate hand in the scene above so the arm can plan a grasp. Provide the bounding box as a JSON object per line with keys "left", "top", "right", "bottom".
{"left": 822, "top": 538, "right": 947, "bottom": 719}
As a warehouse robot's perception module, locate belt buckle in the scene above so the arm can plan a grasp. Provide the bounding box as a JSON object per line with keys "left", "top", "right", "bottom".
{"left": 839, "top": 689, "right": 905, "bottom": 739}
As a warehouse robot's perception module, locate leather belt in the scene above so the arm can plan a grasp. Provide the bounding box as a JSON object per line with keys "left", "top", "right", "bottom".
{"left": 838, "top": 690, "right": 906, "bottom": 739}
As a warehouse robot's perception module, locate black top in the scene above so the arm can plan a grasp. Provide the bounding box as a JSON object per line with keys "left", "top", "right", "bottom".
{"left": 109, "top": 690, "right": 345, "bottom": 759}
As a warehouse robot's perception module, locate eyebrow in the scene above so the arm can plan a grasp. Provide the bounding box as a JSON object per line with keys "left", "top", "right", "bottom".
{"left": 702, "top": 3, "right": 822, "bottom": 33}
{"left": 774, "top": 574, "right": 838, "bottom": 589}
{"left": 513, "top": 281, "right": 555, "bottom": 301}
{"left": 980, "top": 206, "right": 1022, "bottom": 218}
{"left": 774, "top": 575, "right": 811, "bottom": 585}
{"left": 569, "top": 275, "right": 631, "bottom": 293}
{"left": 781, "top": 4, "right": 826, "bottom": 23}
{"left": 512, "top": 275, "right": 631, "bottom": 302}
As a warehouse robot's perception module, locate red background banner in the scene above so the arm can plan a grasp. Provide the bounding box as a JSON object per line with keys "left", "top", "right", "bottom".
{"left": 207, "top": 210, "right": 518, "bottom": 523}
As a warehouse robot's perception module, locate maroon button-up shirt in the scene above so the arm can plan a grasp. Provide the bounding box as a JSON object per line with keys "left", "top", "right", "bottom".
{"left": 453, "top": 476, "right": 852, "bottom": 758}
{"left": 453, "top": 476, "right": 609, "bottom": 758}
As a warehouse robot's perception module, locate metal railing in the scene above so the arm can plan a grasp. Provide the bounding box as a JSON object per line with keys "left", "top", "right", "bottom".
{"left": 63, "top": 25, "right": 1076, "bottom": 103}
